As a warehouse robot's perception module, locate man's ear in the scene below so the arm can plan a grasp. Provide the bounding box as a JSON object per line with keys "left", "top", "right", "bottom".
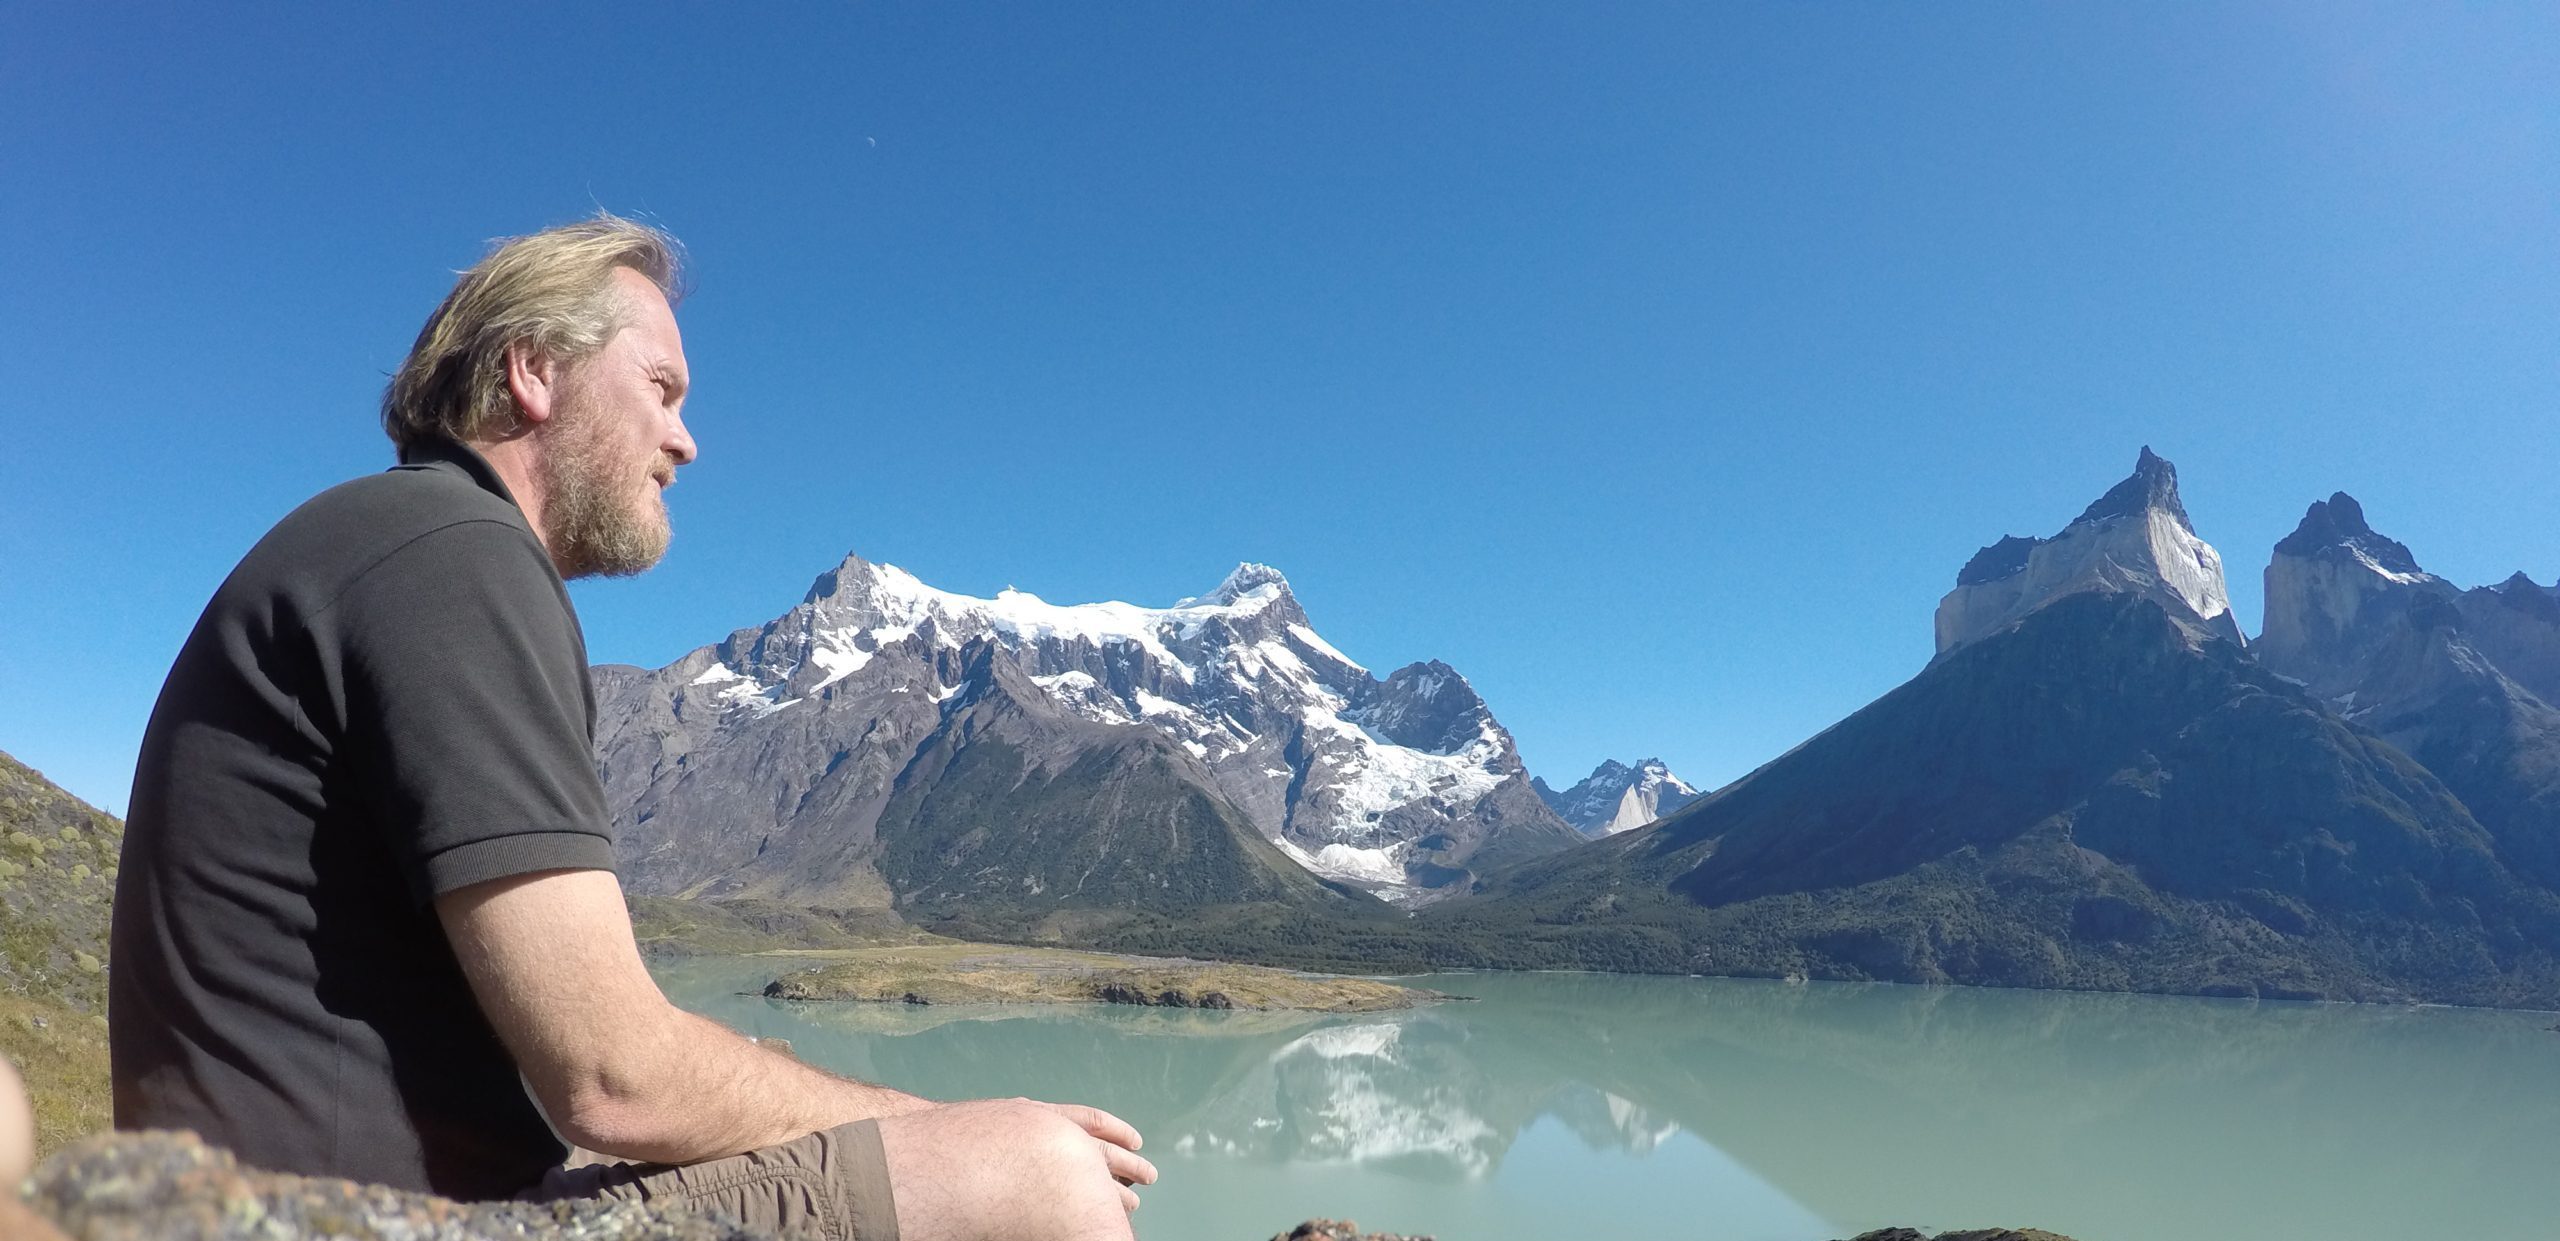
{"left": 504, "top": 342, "right": 563, "bottom": 428}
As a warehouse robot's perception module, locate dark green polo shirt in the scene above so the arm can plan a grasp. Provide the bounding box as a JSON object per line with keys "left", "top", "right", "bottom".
{"left": 111, "top": 438, "right": 612, "bottom": 1199}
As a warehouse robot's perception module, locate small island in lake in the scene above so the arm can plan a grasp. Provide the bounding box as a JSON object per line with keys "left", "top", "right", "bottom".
{"left": 759, "top": 942, "right": 1436, "bottom": 1012}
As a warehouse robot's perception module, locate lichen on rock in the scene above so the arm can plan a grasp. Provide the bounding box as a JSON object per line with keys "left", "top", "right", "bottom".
{"left": 20, "top": 1131, "right": 1481, "bottom": 1241}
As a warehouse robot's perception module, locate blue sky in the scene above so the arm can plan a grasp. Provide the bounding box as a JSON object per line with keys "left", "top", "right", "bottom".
{"left": 4, "top": 3, "right": 2555, "bottom": 813}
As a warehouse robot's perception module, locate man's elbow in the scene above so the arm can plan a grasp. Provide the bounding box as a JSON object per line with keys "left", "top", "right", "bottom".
{"left": 543, "top": 1074, "right": 683, "bottom": 1160}
{"left": 525, "top": 1023, "right": 691, "bottom": 1159}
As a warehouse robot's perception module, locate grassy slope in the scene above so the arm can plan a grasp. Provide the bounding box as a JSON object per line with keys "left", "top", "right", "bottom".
{"left": 3, "top": 994, "right": 108, "bottom": 1160}
{"left": 0, "top": 752, "right": 121, "bottom": 1160}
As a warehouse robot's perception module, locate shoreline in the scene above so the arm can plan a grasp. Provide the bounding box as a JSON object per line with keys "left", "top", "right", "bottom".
{"left": 753, "top": 941, "right": 1442, "bottom": 1012}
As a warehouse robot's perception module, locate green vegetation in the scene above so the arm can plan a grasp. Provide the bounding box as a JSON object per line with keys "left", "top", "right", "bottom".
{"left": 761, "top": 941, "right": 1431, "bottom": 1012}
{"left": 3, "top": 993, "right": 109, "bottom": 1161}
{"left": 0, "top": 751, "right": 122, "bottom": 1160}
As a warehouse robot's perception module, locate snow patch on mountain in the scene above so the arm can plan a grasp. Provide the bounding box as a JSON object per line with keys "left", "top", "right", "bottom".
{"left": 1534, "top": 758, "right": 1702, "bottom": 837}
{"left": 686, "top": 661, "right": 804, "bottom": 717}
{"left": 639, "top": 553, "right": 1574, "bottom": 900}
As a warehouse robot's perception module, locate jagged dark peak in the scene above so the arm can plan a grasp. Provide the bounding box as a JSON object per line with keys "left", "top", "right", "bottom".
{"left": 1208, "top": 562, "right": 1292, "bottom": 604}
{"left": 1385, "top": 657, "right": 1464, "bottom": 682}
{"left": 2071, "top": 446, "right": 2192, "bottom": 530}
{"left": 1957, "top": 535, "right": 2045, "bottom": 587}
{"left": 2493, "top": 570, "right": 2557, "bottom": 599}
{"left": 803, "top": 548, "right": 899, "bottom": 605}
{"left": 2477, "top": 571, "right": 2560, "bottom": 622}
{"left": 1361, "top": 660, "right": 1498, "bottom": 757}
{"left": 2273, "top": 492, "right": 2426, "bottom": 576}
{"left": 1379, "top": 659, "right": 1479, "bottom": 707}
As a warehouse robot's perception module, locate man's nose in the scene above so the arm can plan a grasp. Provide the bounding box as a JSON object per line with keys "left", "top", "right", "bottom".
{"left": 664, "top": 413, "right": 699, "bottom": 467}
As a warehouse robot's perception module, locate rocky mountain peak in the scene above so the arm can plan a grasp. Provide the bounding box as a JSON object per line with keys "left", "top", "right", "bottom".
{"left": 1356, "top": 661, "right": 1511, "bottom": 761}
{"left": 2258, "top": 493, "right": 2467, "bottom": 702}
{"left": 1956, "top": 535, "right": 2043, "bottom": 587}
{"left": 803, "top": 549, "right": 885, "bottom": 606}
{"left": 2457, "top": 571, "right": 2560, "bottom": 706}
{"left": 2272, "top": 493, "right": 2428, "bottom": 578}
{"left": 591, "top": 553, "right": 1575, "bottom": 908}
{"left": 1207, "top": 562, "right": 1293, "bottom": 605}
{"left": 1935, "top": 448, "right": 2239, "bottom": 656}
{"left": 2072, "top": 446, "right": 2191, "bottom": 531}
{"left": 1534, "top": 756, "right": 1703, "bottom": 837}
{"left": 2488, "top": 571, "right": 2560, "bottom": 609}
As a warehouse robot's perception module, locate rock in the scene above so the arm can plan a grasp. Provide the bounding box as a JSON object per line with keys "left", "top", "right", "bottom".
{"left": 24, "top": 1131, "right": 765, "bottom": 1239}
{"left": 23, "top": 1132, "right": 1472, "bottom": 1241}
{"left": 1837, "top": 1231, "right": 2077, "bottom": 1241}
{"left": 1934, "top": 447, "right": 2242, "bottom": 656}
{"left": 1269, "top": 1222, "right": 1433, "bottom": 1241}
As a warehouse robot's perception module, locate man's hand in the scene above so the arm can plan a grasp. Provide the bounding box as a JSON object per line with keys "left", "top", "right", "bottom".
{"left": 881, "top": 1099, "right": 1158, "bottom": 1224}
{"left": 1029, "top": 1100, "right": 1144, "bottom": 1154}
{"left": 1014, "top": 1100, "right": 1154, "bottom": 1207}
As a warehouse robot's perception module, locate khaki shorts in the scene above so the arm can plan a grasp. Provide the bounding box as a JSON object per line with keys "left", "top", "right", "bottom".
{"left": 527, "top": 1120, "right": 899, "bottom": 1241}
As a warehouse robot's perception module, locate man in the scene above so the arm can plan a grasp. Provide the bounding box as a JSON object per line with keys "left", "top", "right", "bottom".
{"left": 111, "top": 216, "right": 1155, "bottom": 1241}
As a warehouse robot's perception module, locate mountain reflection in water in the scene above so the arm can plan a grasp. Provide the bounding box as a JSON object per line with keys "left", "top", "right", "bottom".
{"left": 655, "top": 959, "right": 2560, "bottom": 1241}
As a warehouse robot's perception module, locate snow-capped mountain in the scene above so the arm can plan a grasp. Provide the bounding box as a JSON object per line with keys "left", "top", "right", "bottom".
{"left": 591, "top": 553, "right": 1580, "bottom": 908}
{"left": 1533, "top": 758, "right": 1702, "bottom": 837}
{"left": 1935, "top": 447, "right": 2242, "bottom": 657}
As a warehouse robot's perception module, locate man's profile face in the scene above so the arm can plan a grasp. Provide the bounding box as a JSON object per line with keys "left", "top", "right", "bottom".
{"left": 538, "top": 267, "right": 696, "bottom": 579}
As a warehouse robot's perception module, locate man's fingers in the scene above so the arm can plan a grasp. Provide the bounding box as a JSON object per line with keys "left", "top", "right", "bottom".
{"left": 1102, "top": 1141, "right": 1158, "bottom": 1187}
{"left": 1045, "top": 1101, "right": 1143, "bottom": 1151}
{"left": 1119, "top": 1184, "right": 1141, "bottom": 1214}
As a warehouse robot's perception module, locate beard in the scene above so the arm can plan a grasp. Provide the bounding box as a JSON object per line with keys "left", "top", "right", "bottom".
{"left": 538, "top": 414, "right": 673, "bottom": 580}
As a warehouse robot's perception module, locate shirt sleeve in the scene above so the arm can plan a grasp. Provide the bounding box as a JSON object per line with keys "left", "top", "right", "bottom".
{"left": 331, "top": 519, "right": 616, "bottom": 904}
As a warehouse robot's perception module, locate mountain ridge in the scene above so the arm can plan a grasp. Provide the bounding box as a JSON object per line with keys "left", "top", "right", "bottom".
{"left": 2257, "top": 493, "right": 2560, "bottom": 893}
{"left": 1422, "top": 452, "right": 2560, "bottom": 1007}
{"left": 592, "top": 551, "right": 1581, "bottom": 912}
{"left": 1534, "top": 759, "right": 1702, "bottom": 837}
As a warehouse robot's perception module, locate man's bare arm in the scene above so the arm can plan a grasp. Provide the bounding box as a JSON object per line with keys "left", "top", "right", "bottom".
{"left": 436, "top": 867, "right": 932, "bottom": 1164}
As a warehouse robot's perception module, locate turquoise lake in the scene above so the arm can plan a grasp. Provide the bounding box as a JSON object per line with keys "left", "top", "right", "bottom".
{"left": 654, "top": 960, "right": 2560, "bottom": 1240}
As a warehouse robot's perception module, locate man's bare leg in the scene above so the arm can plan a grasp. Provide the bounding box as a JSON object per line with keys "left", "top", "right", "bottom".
{"left": 878, "top": 1100, "right": 1153, "bottom": 1241}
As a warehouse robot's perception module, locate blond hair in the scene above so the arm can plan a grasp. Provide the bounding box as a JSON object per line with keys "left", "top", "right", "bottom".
{"left": 381, "top": 215, "right": 685, "bottom": 449}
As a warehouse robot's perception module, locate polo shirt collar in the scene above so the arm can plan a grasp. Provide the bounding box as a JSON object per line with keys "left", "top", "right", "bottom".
{"left": 398, "top": 436, "right": 524, "bottom": 512}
